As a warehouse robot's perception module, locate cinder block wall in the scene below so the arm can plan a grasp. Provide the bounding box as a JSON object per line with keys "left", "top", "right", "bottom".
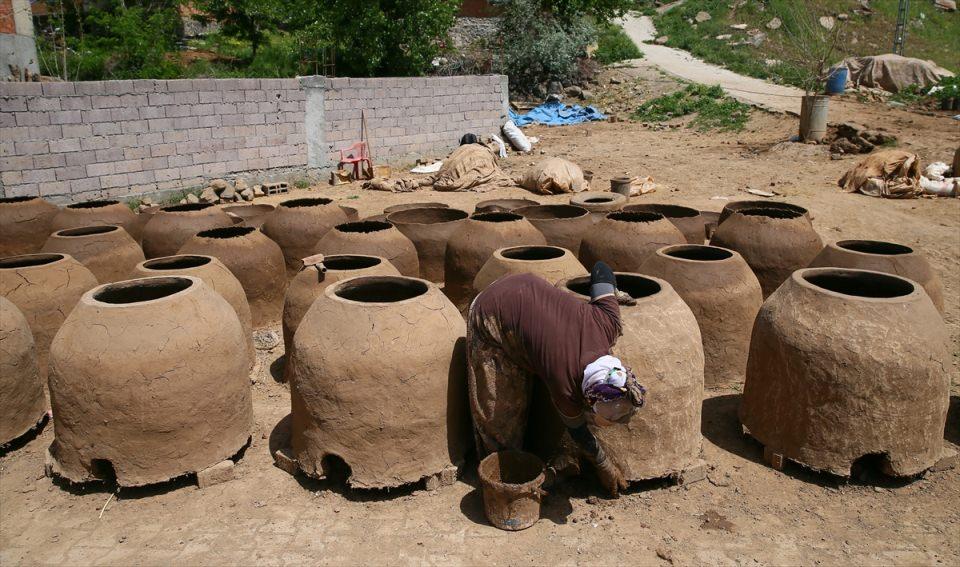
{"left": 305, "top": 75, "right": 509, "bottom": 168}
{"left": 0, "top": 74, "right": 509, "bottom": 203}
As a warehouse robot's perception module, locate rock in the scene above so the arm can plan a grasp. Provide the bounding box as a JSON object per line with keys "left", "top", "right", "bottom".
{"left": 200, "top": 187, "right": 218, "bottom": 203}
{"left": 196, "top": 460, "right": 235, "bottom": 488}
{"left": 209, "top": 178, "right": 228, "bottom": 193}
{"left": 546, "top": 80, "right": 564, "bottom": 96}
{"left": 695, "top": 11, "right": 712, "bottom": 23}
{"left": 141, "top": 196, "right": 153, "bottom": 206}
{"left": 253, "top": 329, "right": 281, "bottom": 350}
{"left": 837, "top": 13, "right": 850, "bottom": 21}
{"left": 934, "top": 0, "right": 956, "bottom": 11}
{"left": 716, "top": 34, "right": 732, "bottom": 41}
{"left": 240, "top": 188, "right": 254, "bottom": 201}
{"left": 253, "top": 185, "right": 265, "bottom": 197}
{"left": 609, "top": 77, "right": 623, "bottom": 85}
{"left": 836, "top": 122, "right": 867, "bottom": 139}
{"left": 749, "top": 33, "right": 767, "bottom": 47}
{"left": 831, "top": 138, "right": 861, "bottom": 155}
{"left": 532, "top": 83, "right": 547, "bottom": 99}
{"left": 564, "top": 85, "right": 583, "bottom": 98}
{"left": 581, "top": 90, "right": 594, "bottom": 99}
{"left": 186, "top": 193, "right": 199, "bottom": 204}
{"left": 862, "top": 130, "right": 895, "bottom": 146}
{"left": 179, "top": 198, "right": 187, "bottom": 204}
{"left": 234, "top": 178, "right": 249, "bottom": 192}
{"left": 766, "top": 17, "right": 782, "bottom": 30}
{"left": 655, "top": 35, "right": 670, "bottom": 45}
{"left": 730, "top": 23, "right": 748, "bottom": 30}
{"left": 819, "top": 16, "right": 835, "bottom": 30}
{"left": 764, "top": 59, "right": 781, "bottom": 67}
{"left": 220, "top": 185, "right": 236, "bottom": 201}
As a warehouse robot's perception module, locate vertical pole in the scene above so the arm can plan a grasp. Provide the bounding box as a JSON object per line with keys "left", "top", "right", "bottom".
{"left": 893, "top": 0, "right": 910, "bottom": 55}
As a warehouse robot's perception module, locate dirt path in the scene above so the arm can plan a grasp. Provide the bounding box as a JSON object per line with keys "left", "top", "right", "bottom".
{"left": 620, "top": 14, "right": 805, "bottom": 114}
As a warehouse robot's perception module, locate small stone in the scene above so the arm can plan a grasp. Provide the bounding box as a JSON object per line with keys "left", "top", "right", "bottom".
{"left": 220, "top": 185, "right": 236, "bottom": 201}
{"left": 197, "top": 460, "right": 235, "bottom": 488}
{"left": 715, "top": 34, "right": 732, "bottom": 40}
{"left": 934, "top": 0, "right": 956, "bottom": 11}
{"left": 234, "top": 178, "right": 249, "bottom": 191}
{"left": 766, "top": 17, "right": 782, "bottom": 30}
{"left": 253, "top": 185, "right": 265, "bottom": 197}
{"left": 564, "top": 85, "right": 583, "bottom": 98}
{"left": 586, "top": 495, "right": 599, "bottom": 505}
{"left": 141, "top": 196, "right": 153, "bottom": 205}
{"left": 655, "top": 35, "right": 670, "bottom": 45}
{"left": 240, "top": 188, "right": 254, "bottom": 201}
{"left": 209, "top": 178, "right": 228, "bottom": 192}
{"left": 749, "top": 32, "right": 766, "bottom": 47}
{"left": 819, "top": 16, "right": 835, "bottom": 30}
{"left": 200, "top": 187, "right": 218, "bottom": 203}
{"left": 730, "top": 23, "right": 748, "bottom": 30}
{"left": 546, "top": 80, "right": 563, "bottom": 95}
{"left": 253, "top": 329, "right": 281, "bottom": 350}
{"left": 837, "top": 13, "right": 850, "bottom": 21}
{"left": 609, "top": 77, "right": 623, "bottom": 85}
{"left": 581, "top": 90, "right": 593, "bottom": 99}
{"left": 695, "top": 11, "right": 712, "bottom": 23}
{"left": 186, "top": 193, "right": 199, "bottom": 204}
{"left": 178, "top": 198, "right": 187, "bottom": 204}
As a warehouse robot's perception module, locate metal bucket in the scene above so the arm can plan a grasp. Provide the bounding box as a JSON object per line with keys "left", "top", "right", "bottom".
{"left": 478, "top": 450, "right": 545, "bottom": 531}
{"left": 799, "top": 95, "right": 830, "bottom": 143}
{"left": 610, "top": 177, "right": 633, "bottom": 197}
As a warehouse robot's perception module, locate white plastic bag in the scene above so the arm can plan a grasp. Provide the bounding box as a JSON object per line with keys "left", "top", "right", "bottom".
{"left": 502, "top": 120, "right": 532, "bottom": 153}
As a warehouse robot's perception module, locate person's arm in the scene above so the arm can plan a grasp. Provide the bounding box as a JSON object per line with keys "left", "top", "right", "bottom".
{"left": 561, "top": 414, "right": 628, "bottom": 497}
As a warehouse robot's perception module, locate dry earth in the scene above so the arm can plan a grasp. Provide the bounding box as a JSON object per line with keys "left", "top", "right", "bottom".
{"left": 1, "top": 96, "right": 958, "bottom": 566}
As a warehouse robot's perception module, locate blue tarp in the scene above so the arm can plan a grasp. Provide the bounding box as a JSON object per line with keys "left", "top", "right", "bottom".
{"left": 509, "top": 101, "right": 606, "bottom": 127}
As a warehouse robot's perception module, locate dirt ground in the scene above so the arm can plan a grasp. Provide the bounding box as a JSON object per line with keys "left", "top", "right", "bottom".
{"left": 2, "top": 94, "right": 959, "bottom": 565}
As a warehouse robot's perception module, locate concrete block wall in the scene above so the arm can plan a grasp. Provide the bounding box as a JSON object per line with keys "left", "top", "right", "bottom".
{"left": 304, "top": 75, "right": 509, "bottom": 168}
{"left": 1, "top": 74, "right": 509, "bottom": 203}
{"left": 0, "top": 78, "right": 307, "bottom": 202}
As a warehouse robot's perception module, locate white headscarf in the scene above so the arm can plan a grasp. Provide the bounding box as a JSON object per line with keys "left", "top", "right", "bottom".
{"left": 582, "top": 355, "right": 627, "bottom": 395}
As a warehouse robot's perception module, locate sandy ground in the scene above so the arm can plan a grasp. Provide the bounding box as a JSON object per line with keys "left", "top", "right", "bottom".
{"left": 1, "top": 97, "right": 959, "bottom": 565}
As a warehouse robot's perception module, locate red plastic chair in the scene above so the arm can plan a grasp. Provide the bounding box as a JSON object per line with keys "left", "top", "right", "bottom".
{"left": 338, "top": 142, "right": 373, "bottom": 180}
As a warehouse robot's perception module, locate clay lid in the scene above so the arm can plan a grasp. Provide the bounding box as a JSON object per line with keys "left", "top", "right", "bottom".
{"left": 0, "top": 253, "right": 69, "bottom": 270}
{"left": 53, "top": 225, "right": 121, "bottom": 238}
{"left": 66, "top": 199, "right": 120, "bottom": 210}
{"left": 86, "top": 276, "right": 199, "bottom": 307}
{"left": 793, "top": 268, "right": 920, "bottom": 303}
{"left": 139, "top": 255, "right": 214, "bottom": 272}
{"left": 656, "top": 244, "right": 737, "bottom": 263}
{"left": 561, "top": 272, "right": 665, "bottom": 303}
{"left": 327, "top": 275, "right": 431, "bottom": 306}
{"left": 832, "top": 240, "right": 914, "bottom": 257}
{"left": 497, "top": 245, "right": 568, "bottom": 262}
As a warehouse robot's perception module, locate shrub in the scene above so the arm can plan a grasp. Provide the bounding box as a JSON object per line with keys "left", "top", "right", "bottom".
{"left": 594, "top": 23, "right": 642, "bottom": 64}
{"left": 633, "top": 84, "right": 751, "bottom": 131}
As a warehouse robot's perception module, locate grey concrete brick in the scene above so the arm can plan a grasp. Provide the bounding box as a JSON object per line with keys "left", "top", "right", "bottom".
{"left": 14, "top": 140, "right": 50, "bottom": 154}
{"left": 65, "top": 150, "right": 97, "bottom": 167}
{"left": 199, "top": 90, "right": 223, "bottom": 104}
{"left": 99, "top": 173, "right": 129, "bottom": 188}
{"left": 82, "top": 109, "right": 113, "bottom": 122}
{"left": 120, "top": 120, "right": 150, "bottom": 134}
{"left": 70, "top": 177, "right": 101, "bottom": 193}
{"left": 86, "top": 162, "right": 116, "bottom": 177}
{"left": 110, "top": 107, "right": 140, "bottom": 121}
{"left": 123, "top": 147, "right": 151, "bottom": 160}
{"left": 55, "top": 165, "right": 87, "bottom": 181}
{"left": 0, "top": 82, "right": 43, "bottom": 96}
{"left": 154, "top": 167, "right": 181, "bottom": 182}
{"left": 174, "top": 91, "right": 200, "bottom": 105}
{"left": 91, "top": 95, "right": 123, "bottom": 108}
{"left": 23, "top": 169, "right": 57, "bottom": 183}
{"left": 1, "top": 170, "right": 23, "bottom": 185}
{"left": 38, "top": 180, "right": 71, "bottom": 196}
{"left": 162, "top": 130, "right": 189, "bottom": 143}
{"left": 128, "top": 170, "right": 156, "bottom": 185}
{"left": 74, "top": 82, "right": 106, "bottom": 95}
{"left": 92, "top": 121, "right": 122, "bottom": 136}
{"left": 222, "top": 90, "right": 245, "bottom": 103}
{"left": 139, "top": 106, "right": 165, "bottom": 119}
{"left": 6, "top": 183, "right": 39, "bottom": 197}
{"left": 0, "top": 97, "right": 27, "bottom": 111}
{"left": 165, "top": 79, "right": 196, "bottom": 93}
{"left": 33, "top": 154, "right": 67, "bottom": 169}
{"left": 198, "top": 114, "right": 221, "bottom": 128}
{"left": 103, "top": 80, "right": 134, "bottom": 95}
{"left": 168, "top": 154, "right": 193, "bottom": 167}
{"left": 165, "top": 105, "right": 192, "bottom": 118}
{"left": 15, "top": 112, "right": 50, "bottom": 126}
{"left": 95, "top": 148, "right": 125, "bottom": 162}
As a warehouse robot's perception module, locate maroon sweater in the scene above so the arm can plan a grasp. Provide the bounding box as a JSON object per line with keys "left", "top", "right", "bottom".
{"left": 472, "top": 273, "right": 622, "bottom": 418}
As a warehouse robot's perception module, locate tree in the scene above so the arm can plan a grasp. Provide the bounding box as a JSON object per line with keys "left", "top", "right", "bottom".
{"left": 192, "top": 0, "right": 285, "bottom": 58}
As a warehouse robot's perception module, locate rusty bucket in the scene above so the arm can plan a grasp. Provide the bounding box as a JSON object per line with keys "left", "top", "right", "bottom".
{"left": 478, "top": 450, "right": 546, "bottom": 531}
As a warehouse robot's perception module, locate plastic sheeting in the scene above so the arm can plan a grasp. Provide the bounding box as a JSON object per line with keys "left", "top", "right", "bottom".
{"left": 509, "top": 101, "right": 606, "bottom": 127}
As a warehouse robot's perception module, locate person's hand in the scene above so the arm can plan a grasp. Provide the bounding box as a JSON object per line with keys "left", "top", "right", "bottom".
{"left": 595, "top": 454, "right": 628, "bottom": 497}
{"left": 615, "top": 290, "right": 636, "bottom": 306}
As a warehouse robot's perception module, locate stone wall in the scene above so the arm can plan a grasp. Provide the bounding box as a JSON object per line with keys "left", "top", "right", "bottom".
{"left": 0, "top": 74, "right": 509, "bottom": 202}
{"left": 449, "top": 17, "right": 501, "bottom": 49}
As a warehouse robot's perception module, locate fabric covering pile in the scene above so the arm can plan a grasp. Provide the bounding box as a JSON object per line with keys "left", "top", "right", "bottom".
{"left": 835, "top": 54, "right": 954, "bottom": 93}
{"left": 517, "top": 158, "right": 588, "bottom": 195}
{"left": 510, "top": 101, "right": 606, "bottom": 127}
{"left": 838, "top": 150, "right": 922, "bottom": 198}
{"left": 363, "top": 143, "right": 514, "bottom": 193}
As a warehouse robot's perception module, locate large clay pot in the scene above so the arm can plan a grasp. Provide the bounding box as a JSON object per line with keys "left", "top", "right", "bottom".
{"left": 444, "top": 212, "right": 547, "bottom": 311}
{"left": 740, "top": 268, "right": 949, "bottom": 478}
{"left": 475, "top": 198, "right": 539, "bottom": 214}
{"left": 710, "top": 208, "right": 823, "bottom": 297}
{"left": 47, "top": 276, "right": 253, "bottom": 486}
{"left": 281, "top": 255, "right": 400, "bottom": 379}
{"left": 128, "top": 205, "right": 160, "bottom": 244}
{"left": 131, "top": 255, "right": 255, "bottom": 368}
{"left": 51, "top": 199, "right": 141, "bottom": 241}
{"left": 41, "top": 225, "right": 145, "bottom": 284}
{"left": 289, "top": 275, "right": 467, "bottom": 488}
{"left": 474, "top": 245, "right": 587, "bottom": 294}
{"left": 639, "top": 245, "right": 762, "bottom": 387}
{"left": 514, "top": 204, "right": 591, "bottom": 255}
{"left": 179, "top": 226, "right": 287, "bottom": 327}
{"left": 579, "top": 211, "right": 686, "bottom": 272}
{"left": 570, "top": 192, "right": 626, "bottom": 221}
{"left": 0, "top": 253, "right": 98, "bottom": 379}
{"left": 0, "top": 297, "right": 46, "bottom": 445}
{"left": 314, "top": 220, "right": 419, "bottom": 277}
{"left": 262, "top": 197, "right": 349, "bottom": 276}
{"left": 809, "top": 240, "right": 944, "bottom": 314}
{"left": 718, "top": 200, "right": 809, "bottom": 225}
{"left": 141, "top": 203, "right": 233, "bottom": 259}
{"left": 365, "top": 202, "right": 449, "bottom": 223}
{"left": 222, "top": 203, "right": 276, "bottom": 228}
{"left": 0, "top": 196, "right": 59, "bottom": 257}
{"left": 558, "top": 273, "right": 704, "bottom": 480}
{"left": 623, "top": 204, "right": 705, "bottom": 244}
{"left": 387, "top": 208, "right": 469, "bottom": 283}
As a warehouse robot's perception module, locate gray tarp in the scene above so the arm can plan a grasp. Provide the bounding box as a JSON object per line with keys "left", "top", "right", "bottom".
{"left": 837, "top": 54, "right": 954, "bottom": 93}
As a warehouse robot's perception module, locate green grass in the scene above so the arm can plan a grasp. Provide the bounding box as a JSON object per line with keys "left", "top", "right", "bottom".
{"left": 653, "top": 0, "right": 960, "bottom": 91}
{"left": 595, "top": 23, "right": 643, "bottom": 64}
{"left": 632, "top": 83, "right": 752, "bottom": 131}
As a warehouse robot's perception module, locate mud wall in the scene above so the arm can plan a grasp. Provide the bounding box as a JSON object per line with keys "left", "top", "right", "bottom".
{"left": 0, "top": 74, "right": 509, "bottom": 203}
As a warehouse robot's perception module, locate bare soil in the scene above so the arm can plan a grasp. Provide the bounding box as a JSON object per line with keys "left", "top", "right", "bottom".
{"left": 2, "top": 96, "right": 958, "bottom": 565}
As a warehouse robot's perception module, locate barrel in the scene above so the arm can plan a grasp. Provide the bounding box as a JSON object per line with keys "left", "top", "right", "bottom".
{"left": 799, "top": 95, "right": 830, "bottom": 143}
{"left": 478, "top": 450, "right": 545, "bottom": 531}
{"left": 826, "top": 67, "right": 848, "bottom": 95}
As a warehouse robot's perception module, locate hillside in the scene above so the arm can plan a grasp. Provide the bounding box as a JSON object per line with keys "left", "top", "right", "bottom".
{"left": 653, "top": 0, "right": 958, "bottom": 90}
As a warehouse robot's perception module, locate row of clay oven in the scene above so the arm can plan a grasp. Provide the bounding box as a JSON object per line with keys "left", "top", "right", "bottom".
{"left": 0, "top": 192, "right": 951, "bottom": 490}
